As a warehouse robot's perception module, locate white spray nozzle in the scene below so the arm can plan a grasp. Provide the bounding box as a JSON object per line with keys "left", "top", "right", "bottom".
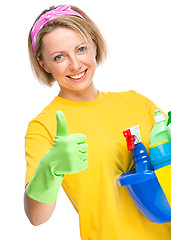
{"left": 130, "top": 125, "right": 142, "bottom": 144}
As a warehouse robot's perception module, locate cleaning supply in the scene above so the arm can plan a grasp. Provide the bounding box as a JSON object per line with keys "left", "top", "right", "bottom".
{"left": 117, "top": 125, "right": 171, "bottom": 223}
{"left": 150, "top": 109, "right": 170, "bottom": 144}
{"left": 123, "top": 125, "right": 153, "bottom": 172}
{"left": 26, "top": 111, "right": 88, "bottom": 204}
{"left": 117, "top": 166, "right": 171, "bottom": 222}
{"left": 155, "top": 164, "right": 171, "bottom": 207}
{"left": 167, "top": 111, "right": 171, "bottom": 139}
{"left": 149, "top": 139, "right": 171, "bottom": 170}
{"left": 148, "top": 109, "right": 171, "bottom": 207}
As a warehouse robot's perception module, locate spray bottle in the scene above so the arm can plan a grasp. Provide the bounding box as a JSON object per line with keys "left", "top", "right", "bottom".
{"left": 123, "top": 125, "right": 153, "bottom": 172}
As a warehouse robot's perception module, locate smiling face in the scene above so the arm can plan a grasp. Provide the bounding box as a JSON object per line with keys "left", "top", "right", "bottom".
{"left": 38, "top": 27, "right": 97, "bottom": 97}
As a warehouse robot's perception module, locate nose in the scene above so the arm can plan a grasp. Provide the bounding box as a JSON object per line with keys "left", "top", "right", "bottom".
{"left": 69, "top": 54, "right": 81, "bottom": 71}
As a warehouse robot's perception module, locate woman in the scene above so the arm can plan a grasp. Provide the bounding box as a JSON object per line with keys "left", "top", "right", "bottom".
{"left": 24, "top": 5, "right": 171, "bottom": 240}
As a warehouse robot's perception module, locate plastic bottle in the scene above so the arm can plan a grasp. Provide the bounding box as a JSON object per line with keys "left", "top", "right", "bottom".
{"left": 123, "top": 125, "right": 153, "bottom": 172}
{"left": 167, "top": 111, "right": 171, "bottom": 140}
{"left": 149, "top": 109, "right": 170, "bottom": 144}
{"left": 149, "top": 139, "right": 171, "bottom": 170}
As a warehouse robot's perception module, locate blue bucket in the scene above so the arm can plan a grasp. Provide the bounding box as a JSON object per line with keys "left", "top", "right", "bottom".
{"left": 117, "top": 169, "right": 171, "bottom": 223}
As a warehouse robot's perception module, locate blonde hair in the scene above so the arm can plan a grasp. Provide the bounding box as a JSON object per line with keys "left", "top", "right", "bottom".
{"left": 28, "top": 5, "right": 107, "bottom": 87}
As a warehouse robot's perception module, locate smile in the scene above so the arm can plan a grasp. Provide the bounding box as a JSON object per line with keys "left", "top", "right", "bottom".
{"left": 67, "top": 69, "right": 87, "bottom": 81}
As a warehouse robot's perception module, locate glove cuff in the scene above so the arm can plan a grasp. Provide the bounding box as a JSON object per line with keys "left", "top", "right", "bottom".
{"left": 26, "top": 161, "right": 64, "bottom": 204}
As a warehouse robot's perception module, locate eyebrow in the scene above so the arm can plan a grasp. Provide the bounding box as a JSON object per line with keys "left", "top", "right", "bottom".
{"left": 50, "top": 42, "right": 87, "bottom": 56}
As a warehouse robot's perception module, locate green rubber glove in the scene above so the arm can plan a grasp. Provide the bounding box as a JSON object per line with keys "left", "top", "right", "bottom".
{"left": 26, "top": 111, "right": 88, "bottom": 204}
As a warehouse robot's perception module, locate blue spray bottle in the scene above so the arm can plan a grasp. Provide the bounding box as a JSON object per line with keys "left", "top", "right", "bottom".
{"left": 123, "top": 125, "right": 153, "bottom": 172}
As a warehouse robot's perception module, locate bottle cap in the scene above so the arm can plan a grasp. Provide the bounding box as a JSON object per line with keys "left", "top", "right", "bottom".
{"left": 154, "top": 109, "right": 166, "bottom": 123}
{"left": 130, "top": 125, "right": 142, "bottom": 143}
{"left": 123, "top": 129, "right": 135, "bottom": 151}
{"left": 168, "top": 111, "right": 171, "bottom": 119}
{"left": 123, "top": 125, "right": 142, "bottom": 150}
{"left": 167, "top": 111, "right": 171, "bottom": 126}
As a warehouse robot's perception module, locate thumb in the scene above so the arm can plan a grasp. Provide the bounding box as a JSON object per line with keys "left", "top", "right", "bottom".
{"left": 56, "top": 111, "right": 67, "bottom": 137}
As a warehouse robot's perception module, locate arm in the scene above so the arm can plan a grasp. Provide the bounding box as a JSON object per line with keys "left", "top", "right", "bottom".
{"left": 24, "top": 114, "right": 59, "bottom": 225}
{"left": 24, "top": 111, "right": 88, "bottom": 224}
{"left": 24, "top": 189, "right": 56, "bottom": 226}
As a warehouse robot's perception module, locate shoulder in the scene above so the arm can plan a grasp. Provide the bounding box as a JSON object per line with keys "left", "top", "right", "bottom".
{"left": 100, "top": 90, "right": 145, "bottom": 104}
{"left": 101, "top": 90, "right": 138, "bottom": 98}
{"left": 26, "top": 96, "right": 60, "bottom": 140}
{"left": 101, "top": 90, "right": 158, "bottom": 115}
{"left": 102, "top": 90, "right": 154, "bottom": 105}
{"left": 34, "top": 97, "right": 58, "bottom": 122}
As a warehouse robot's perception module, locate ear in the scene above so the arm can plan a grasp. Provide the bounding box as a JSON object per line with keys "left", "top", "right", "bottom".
{"left": 92, "top": 42, "right": 97, "bottom": 59}
{"left": 93, "top": 42, "right": 97, "bottom": 59}
{"left": 37, "top": 57, "right": 51, "bottom": 73}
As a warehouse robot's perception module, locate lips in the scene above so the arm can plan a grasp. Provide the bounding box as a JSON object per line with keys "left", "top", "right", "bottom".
{"left": 67, "top": 69, "right": 87, "bottom": 81}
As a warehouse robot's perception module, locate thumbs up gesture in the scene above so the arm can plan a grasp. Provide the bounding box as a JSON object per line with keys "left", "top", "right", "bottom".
{"left": 26, "top": 111, "right": 88, "bottom": 204}
{"left": 48, "top": 111, "right": 89, "bottom": 175}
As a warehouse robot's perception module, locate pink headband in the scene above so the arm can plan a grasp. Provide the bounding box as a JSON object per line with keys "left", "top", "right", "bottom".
{"left": 31, "top": 5, "right": 86, "bottom": 56}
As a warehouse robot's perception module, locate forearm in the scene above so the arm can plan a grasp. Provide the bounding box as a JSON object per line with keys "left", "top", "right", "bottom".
{"left": 24, "top": 111, "right": 88, "bottom": 225}
{"left": 24, "top": 189, "right": 56, "bottom": 226}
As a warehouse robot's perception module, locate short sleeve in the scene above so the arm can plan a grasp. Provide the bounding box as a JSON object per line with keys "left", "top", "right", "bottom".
{"left": 25, "top": 120, "right": 53, "bottom": 187}
{"left": 134, "top": 91, "right": 167, "bottom": 125}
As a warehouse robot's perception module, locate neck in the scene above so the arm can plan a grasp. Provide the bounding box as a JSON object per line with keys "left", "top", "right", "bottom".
{"left": 58, "top": 83, "right": 98, "bottom": 102}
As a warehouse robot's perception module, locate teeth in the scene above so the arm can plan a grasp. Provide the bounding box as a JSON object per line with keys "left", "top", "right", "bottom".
{"left": 69, "top": 71, "right": 85, "bottom": 79}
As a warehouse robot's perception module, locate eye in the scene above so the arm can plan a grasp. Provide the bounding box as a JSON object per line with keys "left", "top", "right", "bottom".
{"left": 78, "top": 46, "right": 87, "bottom": 53}
{"left": 54, "top": 54, "right": 64, "bottom": 61}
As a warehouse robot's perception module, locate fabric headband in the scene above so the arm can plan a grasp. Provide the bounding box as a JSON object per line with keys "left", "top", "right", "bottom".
{"left": 31, "top": 5, "right": 86, "bottom": 56}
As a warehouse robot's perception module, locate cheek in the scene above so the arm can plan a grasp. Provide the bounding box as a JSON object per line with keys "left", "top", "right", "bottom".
{"left": 89, "top": 53, "right": 97, "bottom": 68}
{"left": 86, "top": 52, "right": 97, "bottom": 66}
{"left": 49, "top": 64, "right": 66, "bottom": 78}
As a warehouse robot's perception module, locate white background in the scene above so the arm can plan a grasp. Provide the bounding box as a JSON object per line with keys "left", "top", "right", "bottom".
{"left": 1, "top": 0, "right": 171, "bottom": 239}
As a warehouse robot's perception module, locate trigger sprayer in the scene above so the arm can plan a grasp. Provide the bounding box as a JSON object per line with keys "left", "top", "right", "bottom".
{"left": 123, "top": 125, "right": 153, "bottom": 172}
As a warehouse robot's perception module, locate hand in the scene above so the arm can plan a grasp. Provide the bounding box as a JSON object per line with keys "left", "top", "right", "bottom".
{"left": 26, "top": 111, "right": 89, "bottom": 204}
{"left": 41, "top": 111, "right": 89, "bottom": 175}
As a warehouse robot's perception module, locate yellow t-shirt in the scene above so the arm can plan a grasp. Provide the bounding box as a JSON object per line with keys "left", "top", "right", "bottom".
{"left": 25, "top": 90, "right": 171, "bottom": 240}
